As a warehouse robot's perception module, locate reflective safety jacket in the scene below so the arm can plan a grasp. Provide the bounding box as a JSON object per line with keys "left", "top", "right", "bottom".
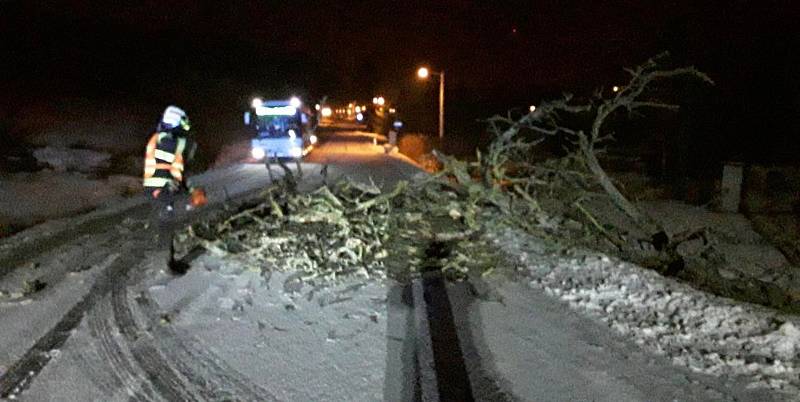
{"left": 143, "top": 132, "right": 193, "bottom": 189}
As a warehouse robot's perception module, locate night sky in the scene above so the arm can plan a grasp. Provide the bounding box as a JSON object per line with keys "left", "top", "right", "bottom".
{"left": 2, "top": 0, "right": 799, "bottom": 166}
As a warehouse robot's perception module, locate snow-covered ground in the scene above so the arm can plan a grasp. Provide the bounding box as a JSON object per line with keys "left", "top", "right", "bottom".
{"left": 2, "top": 130, "right": 798, "bottom": 401}
{"left": 0, "top": 170, "right": 140, "bottom": 230}
{"left": 491, "top": 226, "right": 800, "bottom": 400}
{"left": 0, "top": 145, "right": 140, "bottom": 233}
{"left": 0, "top": 133, "right": 425, "bottom": 400}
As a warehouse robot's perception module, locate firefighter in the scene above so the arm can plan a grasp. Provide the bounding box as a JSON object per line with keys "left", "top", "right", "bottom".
{"left": 143, "top": 106, "right": 208, "bottom": 249}
{"left": 143, "top": 105, "right": 197, "bottom": 208}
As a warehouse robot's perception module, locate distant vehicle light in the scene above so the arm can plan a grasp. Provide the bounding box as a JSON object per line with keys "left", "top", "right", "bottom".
{"left": 251, "top": 97, "right": 263, "bottom": 108}
{"left": 356, "top": 113, "right": 364, "bottom": 121}
{"left": 372, "top": 97, "right": 379, "bottom": 104}
{"left": 251, "top": 147, "right": 266, "bottom": 160}
{"left": 393, "top": 120, "right": 403, "bottom": 128}
{"left": 309, "top": 134, "right": 318, "bottom": 144}
{"left": 377, "top": 97, "right": 385, "bottom": 106}
{"left": 355, "top": 106, "right": 362, "bottom": 113}
{"left": 389, "top": 108, "right": 396, "bottom": 114}
{"left": 290, "top": 96, "right": 302, "bottom": 108}
{"left": 288, "top": 129, "right": 297, "bottom": 139}
{"left": 321, "top": 107, "right": 333, "bottom": 117}
{"left": 289, "top": 147, "right": 302, "bottom": 158}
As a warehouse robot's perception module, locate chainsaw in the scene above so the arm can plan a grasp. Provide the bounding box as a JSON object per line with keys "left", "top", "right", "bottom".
{"left": 189, "top": 187, "right": 208, "bottom": 209}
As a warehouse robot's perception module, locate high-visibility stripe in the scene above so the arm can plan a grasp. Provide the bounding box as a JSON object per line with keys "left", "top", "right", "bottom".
{"left": 144, "top": 134, "right": 160, "bottom": 179}
{"left": 154, "top": 149, "right": 176, "bottom": 163}
{"left": 143, "top": 132, "right": 188, "bottom": 186}
{"left": 175, "top": 138, "right": 186, "bottom": 158}
{"left": 169, "top": 137, "right": 187, "bottom": 181}
{"left": 143, "top": 177, "right": 174, "bottom": 188}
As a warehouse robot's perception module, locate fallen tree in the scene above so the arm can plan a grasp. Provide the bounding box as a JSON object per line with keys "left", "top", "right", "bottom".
{"left": 483, "top": 53, "right": 712, "bottom": 238}
{"left": 423, "top": 55, "right": 800, "bottom": 312}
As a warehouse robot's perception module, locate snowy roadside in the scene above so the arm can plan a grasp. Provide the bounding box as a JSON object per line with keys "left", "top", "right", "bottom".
{"left": 490, "top": 225, "right": 800, "bottom": 399}
{"left": 0, "top": 146, "right": 140, "bottom": 236}
{"left": 0, "top": 170, "right": 140, "bottom": 231}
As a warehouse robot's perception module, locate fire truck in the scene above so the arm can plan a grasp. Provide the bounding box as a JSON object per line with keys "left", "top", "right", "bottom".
{"left": 244, "top": 97, "right": 317, "bottom": 160}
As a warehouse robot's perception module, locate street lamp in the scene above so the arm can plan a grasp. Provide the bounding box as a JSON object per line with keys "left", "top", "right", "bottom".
{"left": 416, "top": 66, "right": 444, "bottom": 140}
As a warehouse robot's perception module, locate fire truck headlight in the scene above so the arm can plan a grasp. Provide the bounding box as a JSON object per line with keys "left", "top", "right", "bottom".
{"left": 251, "top": 97, "right": 263, "bottom": 108}
{"left": 251, "top": 147, "right": 266, "bottom": 160}
{"left": 289, "top": 146, "right": 302, "bottom": 158}
{"left": 309, "top": 134, "right": 318, "bottom": 144}
{"left": 290, "top": 97, "right": 302, "bottom": 108}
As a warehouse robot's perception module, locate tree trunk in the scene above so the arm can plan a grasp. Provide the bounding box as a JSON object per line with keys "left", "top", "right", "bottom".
{"left": 582, "top": 147, "right": 659, "bottom": 235}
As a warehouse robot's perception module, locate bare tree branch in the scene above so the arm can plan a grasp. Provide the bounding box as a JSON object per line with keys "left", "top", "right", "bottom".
{"left": 480, "top": 53, "right": 713, "bottom": 238}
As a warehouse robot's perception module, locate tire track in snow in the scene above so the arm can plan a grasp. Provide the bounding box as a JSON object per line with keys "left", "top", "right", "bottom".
{"left": 0, "top": 246, "right": 144, "bottom": 398}
{"left": 0, "top": 204, "right": 150, "bottom": 281}
{"left": 111, "top": 278, "right": 199, "bottom": 402}
{"left": 105, "top": 247, "right": 278, "bottom": 401}
{"left": 87, "top": 293, "right": 162, "bottom": 401}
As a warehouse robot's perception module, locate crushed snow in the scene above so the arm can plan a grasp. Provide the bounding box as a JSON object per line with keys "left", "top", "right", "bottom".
{"left": 492, "top": 226, "right": 800, "bottom": 396}
{"left": 144, "top": 253, "right": 390, "bottom": 401}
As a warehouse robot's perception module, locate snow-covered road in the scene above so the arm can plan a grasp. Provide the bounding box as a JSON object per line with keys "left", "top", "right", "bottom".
{"left": 0, "top": 130, "right": 792, "bottom": 401}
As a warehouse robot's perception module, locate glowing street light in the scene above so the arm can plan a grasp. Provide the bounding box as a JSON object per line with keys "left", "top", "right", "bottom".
{"left": 529, "top": 105, "right": 536, "bottom": 112}
{"left": 612, "top": 85, "right": 620, "bottom": 93}
{"left": 416, "top": 66, "right": 445, "bottom": 140}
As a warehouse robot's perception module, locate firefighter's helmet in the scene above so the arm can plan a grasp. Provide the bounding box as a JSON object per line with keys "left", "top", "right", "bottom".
{"left": 161, "top": 105, "right": 191, "bottom": 132}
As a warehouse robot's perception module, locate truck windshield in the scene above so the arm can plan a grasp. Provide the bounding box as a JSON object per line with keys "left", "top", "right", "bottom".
{"left": 255, "top": 115, "right": 299, "bottom": 138}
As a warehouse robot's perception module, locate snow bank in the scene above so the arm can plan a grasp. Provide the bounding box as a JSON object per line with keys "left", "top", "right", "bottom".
{"left": 32, "top": 146, "right": 111, "bottom": 173}
{"left": 212, "top": 139, "right": 251, "bottom": 168}
{"left": 11, "top": 99, "right": 151, "bottom": 154}
{"left": 0, "top": 171, "right": 140, "bottom": 228}
{"left": 492, "top": 227, "right": 800, "bottom": 396}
